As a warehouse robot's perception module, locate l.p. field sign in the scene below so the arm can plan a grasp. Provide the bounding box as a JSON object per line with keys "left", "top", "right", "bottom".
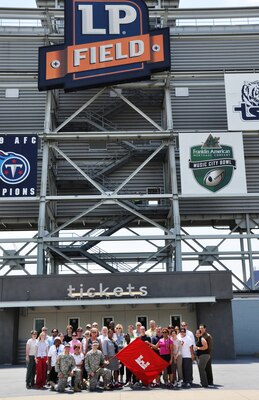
{"left": 38, "top": 0, "right": 170, "bottom": 91}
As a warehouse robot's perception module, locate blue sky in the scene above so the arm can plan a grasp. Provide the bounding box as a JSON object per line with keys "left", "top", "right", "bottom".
{"left": 0, "top": 0, "right": 259, "bottom": 7}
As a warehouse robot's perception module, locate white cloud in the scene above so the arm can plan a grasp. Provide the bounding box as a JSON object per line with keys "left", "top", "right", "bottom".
{"left": 180, "top": 0, "right": 259, "bottom": 7}
{"left": 1, "top": 0, "right": 258, "bottom": 8}
{"left": 0, "top": 0, "right": 36, "bottom": 7}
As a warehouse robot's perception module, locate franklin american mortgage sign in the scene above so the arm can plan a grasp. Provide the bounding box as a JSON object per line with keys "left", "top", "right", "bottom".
{"left": 38, "top": 0, "right": 170, "bottom": 91}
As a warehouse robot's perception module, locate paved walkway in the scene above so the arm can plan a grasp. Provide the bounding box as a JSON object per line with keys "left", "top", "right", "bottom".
{"left": 0, "top": 391, "right": 259, "bottom": 400}
{"left": 1, "top": 357, "right": 259, "bottom": 399}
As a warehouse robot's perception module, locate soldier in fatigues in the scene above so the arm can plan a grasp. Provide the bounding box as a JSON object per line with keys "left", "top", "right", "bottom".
{"left": 54, "top": 343, "right": 81, "bottom": 392}
{"left": 85, "top": 340, "right": 111, "bottom": 391}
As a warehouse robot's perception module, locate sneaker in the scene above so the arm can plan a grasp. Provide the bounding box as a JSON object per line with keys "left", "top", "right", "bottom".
{"left": 186, "top": 383, "right": 191, "bottom": 389}
{"left": 177, "top": 381, "right": 182, "bottom": 388}
{"left": 81, "top": 380, "right": 87, "bottom": 390}
{"left": 49, "top": 382, "right": 56, "bottom": 391}
{"left": 107, "top": 383, "right": 115, "bottom": 389}
{"left": 132, "top": 382, "right": 142, "bottom": 390}
{"left": 124, "top": 382, "right": 131, "bottom": 387}
{"left": 89, "top": 387, "right": 103, "bottom": 392}
{"left": 114, "top": 382, "right": 122, "bottom": 389}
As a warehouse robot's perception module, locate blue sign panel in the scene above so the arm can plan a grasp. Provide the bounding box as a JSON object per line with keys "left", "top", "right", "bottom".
{"left": 38, "top": 0, "right": 170, "bottom": 92}
{"left": 0, "top": 135, "right": 38, "bottom": 197}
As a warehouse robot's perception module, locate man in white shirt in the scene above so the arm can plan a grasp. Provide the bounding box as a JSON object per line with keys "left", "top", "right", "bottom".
{"left": 177, "top": 321, "right": 195, "bottom": 346}
{"left": 145, "top": 320, "right": 157, "bottom": 338}
{"left": 179, "top": 328, "right": 195, "bottom": 388}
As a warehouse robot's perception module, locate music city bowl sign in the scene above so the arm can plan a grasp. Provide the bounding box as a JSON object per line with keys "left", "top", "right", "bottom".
{"left": 38, "top": 0, "right": 170, "bottom": 91}
{"left": 179, "top": 132, "right": 247, "bottom": 196}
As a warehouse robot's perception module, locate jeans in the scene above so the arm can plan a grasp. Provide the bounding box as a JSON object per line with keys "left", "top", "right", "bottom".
{"left": 26, "top": 356, "right": 36, "bottom": 386}
{"left": 197, "top": 354, "right": 210, "bottom": 387}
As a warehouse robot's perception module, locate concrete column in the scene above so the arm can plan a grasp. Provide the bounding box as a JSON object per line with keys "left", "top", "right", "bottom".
{"left": 0, "top": 308, "right": 19, "bottom": 364}
{"left": 196, "top": 300, "right": 235, "bottom": 359}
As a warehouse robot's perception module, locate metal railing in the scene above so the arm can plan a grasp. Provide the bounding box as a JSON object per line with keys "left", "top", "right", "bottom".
{"left": 1, "top": 7, "right": 259, "bottom": 30}
{"left": 90, "top": 245, "right": 133, "bottom": 272}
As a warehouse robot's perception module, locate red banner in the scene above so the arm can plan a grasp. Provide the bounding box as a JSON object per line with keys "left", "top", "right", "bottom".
{"left": 115, "top": 337, "right": 169, "bottom": 385}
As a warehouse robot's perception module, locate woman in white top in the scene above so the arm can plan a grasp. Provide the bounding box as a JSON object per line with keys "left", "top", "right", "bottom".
{"left": 35, "top": 332, "right": 48, "bottom": 389}
{"left": 171, "top": 329, "right": 183, "bottom": 387}
{"left": 113, "top": 324, "right": 125, "bottom": 384}
{"left": 25, "top": 330, "right": 38, "bottom": 389}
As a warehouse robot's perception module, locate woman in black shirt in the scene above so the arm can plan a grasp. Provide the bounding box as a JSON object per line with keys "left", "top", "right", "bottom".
{"left": 194, "top": 329, "right": 210, "bottom": 388}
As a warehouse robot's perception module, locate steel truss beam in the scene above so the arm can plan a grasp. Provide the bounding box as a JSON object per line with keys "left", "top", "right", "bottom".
{"left": 1, "top": 6, "right": 258, "bottom": 23}
{"left": 53, "top": 86, "right": 166, "bottom": 134}
{"left": 0, "top": 20, "right": 257, "bottom": 289}
{"left": 30, "top": 75, "right": 179, "bottom": 275}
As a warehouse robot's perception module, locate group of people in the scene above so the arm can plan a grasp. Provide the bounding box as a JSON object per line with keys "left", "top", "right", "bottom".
{"left": 25, "top": 319, "right": 213, "bottom": 392}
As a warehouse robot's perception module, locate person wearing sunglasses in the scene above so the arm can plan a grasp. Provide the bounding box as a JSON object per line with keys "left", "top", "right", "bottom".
{"left": 194, "top": 329, "right": 210, "bottom": 388}
{"left": 48, "top": 328, "right": 59, "bottom": 347}
{"left": 76, "top": 327, "right": 84, "bottom": 342}
{"left": 69, "top": 333, "right": 82, "bottom": 354}
{"left": 179, "top": 328, "right": 195, "bottom": 388}
{"left": 151, "top": 328, "right": 174, "bottom": 388}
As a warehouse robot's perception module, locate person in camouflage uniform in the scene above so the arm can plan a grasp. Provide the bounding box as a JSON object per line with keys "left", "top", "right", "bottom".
{"left": 85, "top": 340, "right": 111, "bottom": 391}
{"left": 54, "top": 343, "right": 81, "bottom": 392}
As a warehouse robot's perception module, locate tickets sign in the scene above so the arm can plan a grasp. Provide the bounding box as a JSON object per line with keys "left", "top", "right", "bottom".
{"left": 38, "top": 0, "right": 170, "bottom": 91}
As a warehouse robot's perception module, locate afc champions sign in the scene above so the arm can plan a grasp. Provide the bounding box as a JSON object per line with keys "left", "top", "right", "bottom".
{"left": 38, "top": 0, "right": 170, "bottom": 91}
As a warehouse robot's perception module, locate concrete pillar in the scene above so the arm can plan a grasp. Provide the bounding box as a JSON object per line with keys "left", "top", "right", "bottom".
{"left": 196, "top": 300, "right": 235, "bottom": 359}
{"left": 0, "top": 308, "right": 19, "bottom": 364}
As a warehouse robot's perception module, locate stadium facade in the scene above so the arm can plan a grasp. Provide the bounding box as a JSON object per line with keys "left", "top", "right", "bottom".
{"left": 0, "top": 0, "right": 259, "bottom": 364}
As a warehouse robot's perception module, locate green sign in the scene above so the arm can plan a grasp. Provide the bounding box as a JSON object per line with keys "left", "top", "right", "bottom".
{"left": 189, "top": 135, "right": 236, "bottom": 192}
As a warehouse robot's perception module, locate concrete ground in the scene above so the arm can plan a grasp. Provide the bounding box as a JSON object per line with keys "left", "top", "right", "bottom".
{"left": 0, "top": 357, "right": 259, "bottom": 400}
